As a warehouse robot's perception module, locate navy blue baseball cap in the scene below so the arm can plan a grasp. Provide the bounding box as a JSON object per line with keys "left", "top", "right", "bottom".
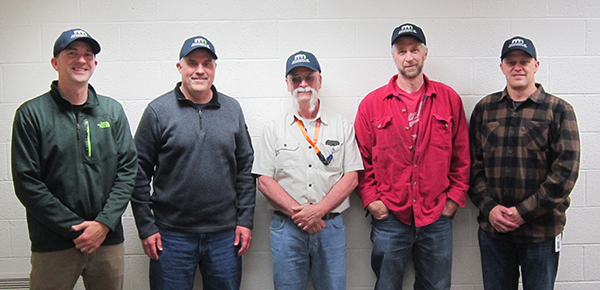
{"left": 53, "top": 28, "right": 100, "bottom": 57}
{"left": 501, "top": 36, "right": 537, "bottom": 59}
{"left": 285, "top": 51, "right": 321, "bottom": 76}
{"left": 391, "top": 23, "right": 426, "bottom": 45}
{"left": 179, "top": 36, "right": 217, "bottom": 60}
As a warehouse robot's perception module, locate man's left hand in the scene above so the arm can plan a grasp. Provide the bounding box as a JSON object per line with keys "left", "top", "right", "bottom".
{"left": 291, "top": 204, "right": 326, "bottom": 233}
{"left": 72, "top": 221, "right": 110, "bottom": 254}
{"left": 442, "top": 199, "right": 458, "bottom": 217}
{"left": 505, "top": 207, "right": 525, "bottom": 226}
{"left": 234, "top": 226, "right": 252, "bottom": 256}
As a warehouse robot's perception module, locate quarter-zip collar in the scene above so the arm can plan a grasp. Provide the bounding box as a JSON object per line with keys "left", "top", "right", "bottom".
{"left": 49, "top": 80, "right": 99, "bottom": 109}
{"left": 174, "top": 82, "right": 221, "bottom": 108}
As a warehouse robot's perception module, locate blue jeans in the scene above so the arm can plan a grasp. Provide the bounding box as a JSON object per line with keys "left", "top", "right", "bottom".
{"left": 371, "top": 213, "right": 453, "bottom": 290}
{"left": 149, "top": 229, "right": 241, "bottom": 290}
{"left": 270, "top": 213, "right": 346, "bottom": 290}
{"left": 478, "top": 229, "right": 559, "bottom": 290}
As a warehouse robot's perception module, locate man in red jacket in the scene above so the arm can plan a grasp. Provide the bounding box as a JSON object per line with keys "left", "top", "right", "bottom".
{"left": 354, "top": 23, "right": 470, "bottom": 290}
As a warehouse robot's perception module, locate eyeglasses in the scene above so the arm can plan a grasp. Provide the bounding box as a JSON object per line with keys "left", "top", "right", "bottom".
{"left": 289, "top": 74, "right": 317, "bottom": 85}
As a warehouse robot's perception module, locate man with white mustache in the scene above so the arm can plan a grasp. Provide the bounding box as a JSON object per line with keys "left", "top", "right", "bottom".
{"left": 252, "top": 51, "right": 363, "bottom": 290}
{"left": 354, "top": 23, "right": 470, "bottom": 289}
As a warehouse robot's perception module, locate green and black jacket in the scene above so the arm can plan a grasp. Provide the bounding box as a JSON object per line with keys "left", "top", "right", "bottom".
{"left": 12, "top": 81, "right": 137, "bottom": 252}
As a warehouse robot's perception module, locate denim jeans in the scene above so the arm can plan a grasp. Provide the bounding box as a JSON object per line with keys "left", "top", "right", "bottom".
{"left": 478, "top": 229, "right": 559, "bottom": 290}
{"left": 371, "top": 213, "right": 453, "bottom": 290}
{"left": 270, "top": 213, "right": 346, "bottom": 290}
{"left": 149, "top": 229, "right": 241, "bottom": 290}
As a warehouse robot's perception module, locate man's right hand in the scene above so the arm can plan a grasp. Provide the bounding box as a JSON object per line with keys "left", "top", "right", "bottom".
{"left": 142, "top": 232, "right": 162, "bottom": 260}
{"left": 367, "top": 200, "right": 389, "bottom": 220}
{"left": 489, "top": 205, "right": 520, "bottom": 233}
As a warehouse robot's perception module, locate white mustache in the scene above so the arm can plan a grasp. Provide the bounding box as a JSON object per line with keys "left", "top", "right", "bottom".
{"left": 292, "top": 87, "right": 319, "bottom": 113}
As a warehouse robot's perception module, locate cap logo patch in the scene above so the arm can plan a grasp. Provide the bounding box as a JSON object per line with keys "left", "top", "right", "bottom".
{"left": 191, "top": 38, "right": 209, "bottom": 48}
{"left": 399, "top": 24, "right": 416, "bottom": 35}
{"left": 70, "top": 30, "right": 88, "bottom": 39}
{"left": 292, "top": 54, "right": 310, "bottom": 65}
{"left": 508, "top": 38, "right": 527, "bottom": 49}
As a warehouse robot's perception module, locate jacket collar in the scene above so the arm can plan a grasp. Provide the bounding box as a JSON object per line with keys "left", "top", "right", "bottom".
{"left": 49, "top": 80, "right": 99, "bottom": 109}
{"left": 174, "top": 82, "right": 221, "bottom": 108}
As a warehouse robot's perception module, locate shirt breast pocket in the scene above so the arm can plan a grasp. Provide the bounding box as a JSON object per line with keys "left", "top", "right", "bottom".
{"left": 481, "top": 121, "right": 499, "bottom": 152}
{"left": 318, "top": 139, "right": 343, "bottom": 172}
{"left": 523, "top": 121, "right": 549, "bottom": 151}
{"left": 430, "top": 114, "right": 453, "bottom": 149}
{"left": 373, "top": 116, "right": 398, "bottom": 149}
{"left": 275, "top": 140, "right": 300, "bottom": 170}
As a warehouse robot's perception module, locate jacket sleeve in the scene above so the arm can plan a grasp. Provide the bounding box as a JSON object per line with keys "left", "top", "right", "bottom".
{"left": 130, "top": 105, "right": 161, "bottom": 239}
{"left": 234, "top": 109, "right": 256, "bottom": 230}
{"left": 11, "top": 107, "right": 84, "bottom": 240}
{"left": 446, "top": 93, "right": 470, "bottom": 207}
{"left": 354, "top": 101, "right": 380, "bottom": 209}
{"left": 94, "top": 103, "right": 138, "bottom": 231}
{"left": 516, "top": 103, "right": 580, "bottom": 222}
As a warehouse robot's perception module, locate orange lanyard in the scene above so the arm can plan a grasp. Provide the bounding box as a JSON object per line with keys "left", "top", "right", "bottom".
{"left": 296, "top": 118, "right": 331, "bottom": 165}
{"left": 296, "top": 118, "right": 322, "bottom": 154}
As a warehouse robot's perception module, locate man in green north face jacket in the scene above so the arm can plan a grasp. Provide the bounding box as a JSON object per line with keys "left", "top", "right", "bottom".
{"left": 11, "top": 28, "right": 137, "bottom": 290}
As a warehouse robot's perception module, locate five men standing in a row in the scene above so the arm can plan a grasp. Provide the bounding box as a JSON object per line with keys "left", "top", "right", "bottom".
{"left": 11, "top": 23, "right": 579, "bottom": 290}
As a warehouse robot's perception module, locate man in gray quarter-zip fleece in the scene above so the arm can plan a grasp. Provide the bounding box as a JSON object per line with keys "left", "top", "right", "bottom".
{"left": 131, "top": 35, "right": 255, "bottom": 290}
{"left": 11, "top": 28, "right": 138, "bottom": 290}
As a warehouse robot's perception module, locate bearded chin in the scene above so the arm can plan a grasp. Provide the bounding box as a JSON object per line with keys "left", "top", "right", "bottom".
{"left": 293, "top": 87, "right": 319, "bottom": 114}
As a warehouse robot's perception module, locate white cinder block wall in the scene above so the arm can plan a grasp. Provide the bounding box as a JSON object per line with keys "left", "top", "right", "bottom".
{"left": 1, "top": 0, "right": 599, "bottom": 289}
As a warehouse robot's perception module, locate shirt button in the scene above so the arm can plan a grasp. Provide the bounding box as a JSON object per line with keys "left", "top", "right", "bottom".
{"left": 408, "top": 145, "right": 414, "bottom": 150}
{"left": 308, "top": 184, "right": 312, "bottom": 187}
{"left": 508, "top": 149, "right": 513, "bottom": 154}
{"left": 377, "top": 124, "right": 382, "bottom": 128}
{"left": 506, "top": 168, "right": 511, "bottom": 172}
{"left": 308, "top": 146, "right": 312, "bottom": 149}
{"left": 413, "top": 182, "right": 417, "bottom": 185}
{"left": 308, "top": 164, "right": 312, "bottom": 168}
{"left": 413, "top": 199, "right": 417, "bottom": 203}
{"left": 510, "top": 130, "right": 515, "bottom": 134}
{"left": 402, "top": 109, "right": 407, "bottom": 113}
{"left": 405, "top": 126, "right": 409, "bottom": 130}
{"left": 414, "top": 164, "right": 417, "bottom": 168}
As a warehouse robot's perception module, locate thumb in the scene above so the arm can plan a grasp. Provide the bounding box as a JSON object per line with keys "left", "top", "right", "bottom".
{"left": 233, "top": 231, "right": 241, "bottom": 246}
{"left": 71, "top": 221, "right": 88, "bottom": 231}
{"left": 156, "top": 236, "right": 163, "bottom": 251}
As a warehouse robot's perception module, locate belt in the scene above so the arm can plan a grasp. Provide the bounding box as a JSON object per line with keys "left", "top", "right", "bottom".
{"left": 274, "top": 210, "right": 340, "bottom": 220}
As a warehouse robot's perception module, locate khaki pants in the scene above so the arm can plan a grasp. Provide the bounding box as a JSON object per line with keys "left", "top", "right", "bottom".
{"left": 30, "top": 243, "right": 124, "bottom": 290}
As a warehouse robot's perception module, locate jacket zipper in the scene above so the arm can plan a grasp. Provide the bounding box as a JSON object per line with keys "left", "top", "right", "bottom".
{"left": 83, "top": 119, "right": 92, "bottom": 157}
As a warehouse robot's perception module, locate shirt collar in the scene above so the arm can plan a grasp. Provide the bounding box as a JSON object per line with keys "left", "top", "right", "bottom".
{"left": 286, "top": 102, "right": 327, "bottom": 126}
{"left": 381, "top": 74, "right": 437, "bottom": 100}
{"left": 498, "top": 83, "right": 546, "bottom": 104}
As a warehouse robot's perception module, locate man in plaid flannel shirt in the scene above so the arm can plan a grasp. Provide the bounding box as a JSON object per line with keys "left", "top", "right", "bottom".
{"left": 469, "top": 36, "right": 580, "bottom": 290}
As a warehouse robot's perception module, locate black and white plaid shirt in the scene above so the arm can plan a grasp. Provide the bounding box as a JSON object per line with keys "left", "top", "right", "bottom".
{"left": 469, "top": 84, "right": 580, "bottom": 243}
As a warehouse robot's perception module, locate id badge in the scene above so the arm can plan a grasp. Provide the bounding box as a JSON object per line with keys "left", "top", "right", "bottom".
{"left": 555, "top": 232, "right": 563, "bottom": 253}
